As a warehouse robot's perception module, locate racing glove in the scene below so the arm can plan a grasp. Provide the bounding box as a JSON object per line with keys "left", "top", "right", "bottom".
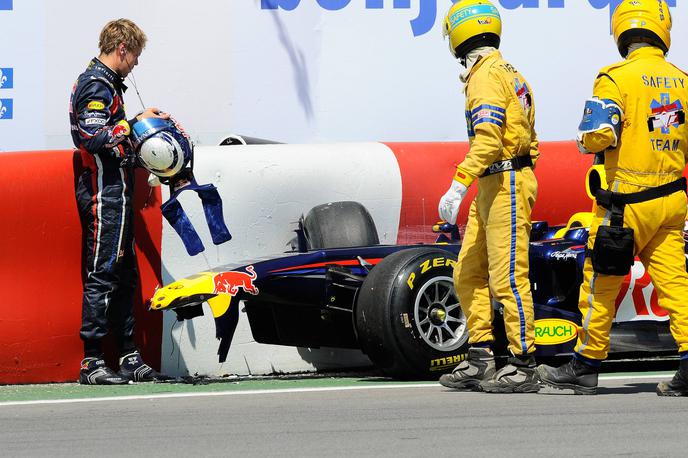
{"left": 438, "top": 180, "right": 468, "bottom": 225}
{"left": 119, "top": 147, "right": 137, "bottom": 168}
{"left": 107, "top": 120, "right": 136, "bottom": 166}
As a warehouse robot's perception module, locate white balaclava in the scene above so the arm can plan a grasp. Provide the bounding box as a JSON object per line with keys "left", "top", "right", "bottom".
{"left": 460, "top": 46, "right": 497, "bottom": 83}
{"left": 625, "top": 41, "right": 653, "bottom": 57}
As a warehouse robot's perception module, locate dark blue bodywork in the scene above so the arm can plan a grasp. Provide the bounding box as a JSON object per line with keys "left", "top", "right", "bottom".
{"left": 170, "top": 222, "right": 685, "bottom": 363}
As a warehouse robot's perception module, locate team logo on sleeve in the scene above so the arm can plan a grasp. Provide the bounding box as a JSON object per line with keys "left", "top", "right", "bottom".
{"left": 105, "top": 120, "right": 131, "bottom": 148}
{"left": 648, "top": 93, "right": 685, "bottom": 134}
{"left": 514, "top": 78, "right": 532, "bottom": 113}
{"left": 112, "top": 120, "right": 130, "bottom": 137}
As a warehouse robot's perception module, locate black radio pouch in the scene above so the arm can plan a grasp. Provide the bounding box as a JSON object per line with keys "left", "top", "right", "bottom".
{"left": 590, "top": 189, "right": 635, "bottom": 276}
{"left": 588, "top": 174, "right": 686, "bottom": 277}
{"left": 591, "top": 224, "right": 635, "bottom": 275}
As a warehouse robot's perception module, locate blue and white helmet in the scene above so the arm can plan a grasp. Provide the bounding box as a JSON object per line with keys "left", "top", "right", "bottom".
{"left": 131, "top": 117, "right": 193, "bottom": 177}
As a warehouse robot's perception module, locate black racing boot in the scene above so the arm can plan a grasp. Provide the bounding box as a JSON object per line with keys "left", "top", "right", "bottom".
{"left": 79, "top": 358, "right": 131, "bottom": 385}
{"left": 118, "top": 351, "right": 172, "bottom": 382}
{"left": 656, "top": 360, "right": 688, "bottom": 397}
{"left": 480, "top": 354, "right": 540, "bottom": 393}
{"left": 439, "top": 347, "right": 496, "bottom": 391}
{"left": 536, "top": 357, "right": 599, "bottom": 395}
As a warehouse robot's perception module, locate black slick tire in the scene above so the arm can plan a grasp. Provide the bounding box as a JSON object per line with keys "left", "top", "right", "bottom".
{"left": 355, "top": 247, "right": 468, "bottom": 379}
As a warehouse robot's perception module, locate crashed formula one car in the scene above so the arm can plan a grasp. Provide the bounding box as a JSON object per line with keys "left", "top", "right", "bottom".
{"left": 150, "top": 188, "right": 688, "bottom": 379}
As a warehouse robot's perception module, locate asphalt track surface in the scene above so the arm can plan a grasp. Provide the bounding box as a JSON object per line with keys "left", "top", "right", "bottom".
{"left": 2, "top": 365, "right": 688, "bottom": 457}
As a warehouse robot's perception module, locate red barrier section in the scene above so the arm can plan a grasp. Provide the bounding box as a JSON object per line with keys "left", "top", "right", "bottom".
{"left": 386, "top": 142, "right": 470, "bottom": 244}
{"left": 387, "top": 141, "right": 594, "bottom": 243}
{"left": 0, "top": 150, "right": 162, "bottom": 384}
{"left": 2, "top": 143, "right": 682, "bottom": 384}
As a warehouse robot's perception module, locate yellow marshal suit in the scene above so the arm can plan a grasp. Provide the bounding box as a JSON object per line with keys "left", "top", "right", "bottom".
{"left": 577, "top": 46, "right": 688, "bottom": 360}
{"left": 453, "top": 50, "right": 539, "bottom": 356}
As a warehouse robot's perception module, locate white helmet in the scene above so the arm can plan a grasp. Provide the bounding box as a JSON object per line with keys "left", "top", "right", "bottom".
{"left": 131, "top": 118, "right": 192, "bottom": 177}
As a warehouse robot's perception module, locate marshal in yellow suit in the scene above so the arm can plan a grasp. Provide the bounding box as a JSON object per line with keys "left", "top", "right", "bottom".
{"left": 575, "top": 46, "right": 688, "bottom": 361}
{"left": 437, "top": 0, "right": 540, "bottom": 394}
{"left": 537, "top": 0, "right": 688, "bottom": 397}
{"left": 453, "top": 49, "right": 539, "bottom": 358}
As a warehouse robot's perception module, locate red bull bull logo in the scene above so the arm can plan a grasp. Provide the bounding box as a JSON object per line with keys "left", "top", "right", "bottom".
{"left": 213, "top": 265, "right": 259, "bottom": 296}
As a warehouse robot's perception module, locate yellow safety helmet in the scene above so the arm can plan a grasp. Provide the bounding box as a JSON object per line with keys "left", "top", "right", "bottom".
{"left": 611, "top": 0, "right": 672, "bottom": 57}
{"left": 442, "top": 0, "right": 502, "bottom": 60}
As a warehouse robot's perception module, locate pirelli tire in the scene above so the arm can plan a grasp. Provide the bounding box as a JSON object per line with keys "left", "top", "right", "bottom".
{"left": 355, "top": 247, "right": 469, "bottom": 379}
{"left": 303, "top": 201, "right": 379, "bottom": 250}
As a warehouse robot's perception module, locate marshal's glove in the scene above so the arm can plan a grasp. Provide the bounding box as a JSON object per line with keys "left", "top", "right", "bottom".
{"left": 438, "top": 180, "right": 468, "bottom": 225}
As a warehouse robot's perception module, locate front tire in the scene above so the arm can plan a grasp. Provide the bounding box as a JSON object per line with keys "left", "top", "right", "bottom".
{"left": 355, "top": 248, "right": 468, "bottom": 379}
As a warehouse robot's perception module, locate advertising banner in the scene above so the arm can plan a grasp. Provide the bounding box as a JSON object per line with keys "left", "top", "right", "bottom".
{"left": 1, "top": 0, "right": 685, "bottom": 151}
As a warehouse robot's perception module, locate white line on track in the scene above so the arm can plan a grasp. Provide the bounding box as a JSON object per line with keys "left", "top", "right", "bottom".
{"left": 0, "top": 373, "right": 670, "bottom": 407}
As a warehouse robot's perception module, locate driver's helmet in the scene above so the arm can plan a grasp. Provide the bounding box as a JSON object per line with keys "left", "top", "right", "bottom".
{"left": 131, "top": 117, "right": 192, "bottom": 177}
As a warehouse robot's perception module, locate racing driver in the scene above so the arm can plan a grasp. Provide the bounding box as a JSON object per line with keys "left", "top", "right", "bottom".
{"left": 537, "top": 0, "right": 688, "bottom": 396}
{"left": 437, "top": 0, "right": 540, "bottom": 393}
{"left": 70, "top": 18, "right": 169, "bottom": 384}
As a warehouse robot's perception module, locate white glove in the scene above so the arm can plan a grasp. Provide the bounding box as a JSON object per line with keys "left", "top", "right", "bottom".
{"left": 147, "top": 173, "right": 161, "bottom": 187}
{"left": 438, "top": 180, "right": 468, "bottom": 225}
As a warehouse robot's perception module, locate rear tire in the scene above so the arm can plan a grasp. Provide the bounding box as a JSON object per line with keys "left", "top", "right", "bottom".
{"left": 355, "top": 248, "right": 468, "bottom": 379}
{"left": 302, "top": 201, "right": 379, "bottom": 250}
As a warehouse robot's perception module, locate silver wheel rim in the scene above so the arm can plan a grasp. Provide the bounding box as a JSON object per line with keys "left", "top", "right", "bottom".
{"left": 413, "top": 275, "right": 467, "bottom": 351}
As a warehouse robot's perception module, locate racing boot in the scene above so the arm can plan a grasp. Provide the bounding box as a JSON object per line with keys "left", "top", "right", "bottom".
{"left": 656, "top": 359, "right": 688, "bottom": 397}
{"left": 118, "top": 351, "right": 172, "bottom": 382}
{"left": 536, "top": 356, "right": 599, "bottom": 395}
{"left": 480, "top": 354, "right": 540, "bottom": 393}
{"left": 439, "top": 347, "right": 495, "bottom": 391}
{"left": 79, "top": 358, "right": 131, "bottom": 385}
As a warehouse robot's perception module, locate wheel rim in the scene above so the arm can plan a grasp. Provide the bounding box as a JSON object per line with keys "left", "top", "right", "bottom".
{"left": 413, "top": 276, "right": 467, "bottom": 352}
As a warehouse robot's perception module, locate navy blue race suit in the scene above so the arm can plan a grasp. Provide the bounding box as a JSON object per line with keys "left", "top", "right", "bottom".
{"left": 69, "top": 58, "right": 139, "bottom": 357}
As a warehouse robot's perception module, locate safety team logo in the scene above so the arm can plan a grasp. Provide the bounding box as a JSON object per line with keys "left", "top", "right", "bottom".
{"left": 514, "top": 78, "right": 531, "bottom": 113}
{"left": 648, "top": 93, "right": 685, "bottom": 134}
